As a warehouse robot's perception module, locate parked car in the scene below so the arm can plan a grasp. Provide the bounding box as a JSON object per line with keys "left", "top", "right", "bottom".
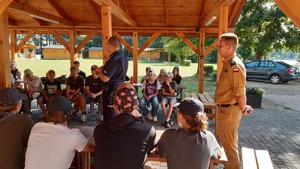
{"left": 245, "top": 60, "right": 298, "bottom": 84}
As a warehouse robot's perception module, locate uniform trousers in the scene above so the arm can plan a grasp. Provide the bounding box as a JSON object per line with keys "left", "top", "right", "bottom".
{"left": 216, "top": 105, "right": 242, "bottom": 169}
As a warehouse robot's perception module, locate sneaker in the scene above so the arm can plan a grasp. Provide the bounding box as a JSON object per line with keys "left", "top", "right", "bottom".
{"left": 147, "top": 113, "right": 153, "bottom": 120}
{"left": 168, "top": 120, "right": 174, "bottom": 126}
{"left": 39, "top": 114, "right": 45, "bottom": 119}
{"left": 81, "top": 114, "right": 87, "bottom": 122}
{"left": 164, "top": 120, "right": 171, "bottom": 128}
{"left": 153, "top": 116, "right": 158, "bottom": 122}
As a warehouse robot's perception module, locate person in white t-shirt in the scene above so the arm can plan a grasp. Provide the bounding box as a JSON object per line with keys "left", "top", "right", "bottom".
{"left": 25, "top": 96, "right": 94, "bottom": 169}
{"left": 23, "top": 69, "right": 43, "bottom": 99}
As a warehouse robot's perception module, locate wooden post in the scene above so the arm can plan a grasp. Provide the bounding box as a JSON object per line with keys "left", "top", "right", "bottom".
{"left": 69, "top": 30, "right": 76, "bottom": 67}
{"left": 199, "top": 30, "right": 205, "bottom": 94}
{"left": 10, "top": 30, "right": 17, "bottom": 61}
{"left": 101, "top": 6, "right": 112, "bottom": 64}
{"left": 133, "top": 32, "right": 138, "bottom": 83}
{"left": 0, "top": 9, "right": 11, "bottom": 88}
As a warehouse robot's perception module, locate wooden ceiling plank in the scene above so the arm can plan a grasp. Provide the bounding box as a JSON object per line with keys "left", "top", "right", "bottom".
{"left": 113, "top": 31, "right": 133, "bottom": 53}
{"left": 200, "top": 0, "right": 236, "bottom": 27}
{"left": 122, "top": 0, "right": 129, "bottom": 15}
{"left": 0, "top": 0, "right": 13, "bottom": 14}
{"left": 50, "top": 30, "right": 70, "bottom": 51}
{"left": 229, "top": 0, "right": 246, "bottom": 26}
{"left": 176, "top": 32, "right": 200, "bottom": 56}
{"left": 93, "top": 0, "right": 137, "bottom": 27}
{"left": 138, "top": 32, "right": 161, "bottom": 55}
{"left": 16, "top": 30, "right": 35, "bottom": 52}
{"left": 88, "top": 0, "right": 102, "bottom": 22}
{"left": 47, "top": 0, "right": 73, "bottom": 20}
{"left": 8, "top": 1, "right": 74, "bottom": 26}
{"left": 75, "top": 32, "right": 96, "bottom": 53}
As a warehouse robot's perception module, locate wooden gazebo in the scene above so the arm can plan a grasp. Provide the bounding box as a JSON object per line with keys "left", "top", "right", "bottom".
{"left": 0, "top": 0, "right": 250, "bottom": 91}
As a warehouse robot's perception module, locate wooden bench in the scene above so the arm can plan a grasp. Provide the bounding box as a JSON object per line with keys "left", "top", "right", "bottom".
{"left": 242, "top": 147, "right": 273, "bottom": 169}
{"left": 185, "top": 93, "right": 216, "bottom": 119}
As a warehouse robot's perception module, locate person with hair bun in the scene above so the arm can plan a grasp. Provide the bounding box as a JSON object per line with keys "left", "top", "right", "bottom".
{"left": 157, "top": 98, "right": 221, "bottom": 169}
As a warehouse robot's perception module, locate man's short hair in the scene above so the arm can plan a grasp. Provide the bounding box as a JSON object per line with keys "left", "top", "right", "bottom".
{"left": 108, "top": 36, "right": 120, "bottom": 48}
{"left": 219, "top": 33, "right": 239, "bottom": 47}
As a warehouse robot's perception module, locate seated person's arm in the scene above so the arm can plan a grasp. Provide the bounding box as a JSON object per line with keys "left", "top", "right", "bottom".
{"left": 81, "top": 141, "right": 95, "bottom": 152}
{"left": 84, "top": 86, "right": 92, "bottom": 97}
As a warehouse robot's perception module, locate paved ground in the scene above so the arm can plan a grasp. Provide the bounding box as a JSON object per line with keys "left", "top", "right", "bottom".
{"left": 29, "top": 79, "right": 300, "bottom": 169}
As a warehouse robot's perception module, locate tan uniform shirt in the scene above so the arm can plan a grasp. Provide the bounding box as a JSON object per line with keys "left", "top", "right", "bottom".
{"left": 215, "top": 54, "right": 246, "bottom": 104}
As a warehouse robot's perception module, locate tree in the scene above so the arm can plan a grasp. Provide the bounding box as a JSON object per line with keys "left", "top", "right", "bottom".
{"left": 235, "top": 0, "right": 300, "bottom": 60}
{"left": 162, "top": 37, "right": 197, "bottom": 64}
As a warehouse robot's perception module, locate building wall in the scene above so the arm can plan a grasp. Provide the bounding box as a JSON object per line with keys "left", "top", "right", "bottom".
{"left": 44, "top": 49, "right": 70, "bottom": 59}
{"left": 139, "top": 51, "right": 161, "bottom": 61}
{"left": 89, "top": 50, "right": 103, "bottom": 58}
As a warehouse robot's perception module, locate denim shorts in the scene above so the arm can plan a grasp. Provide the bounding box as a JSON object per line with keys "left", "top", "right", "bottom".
{"left": 161, "top": 96, "right": 176, "bottom": 104}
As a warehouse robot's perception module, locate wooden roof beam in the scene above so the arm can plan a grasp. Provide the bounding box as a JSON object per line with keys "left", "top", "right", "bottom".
{"left": 93, "top": 0, "right": 137, "bottom": 27}
{"left": 0, "top": 0, "right": 12, "bottom": 14}
{"left": 200, "top": 0, "right": 236, "bottom": 27}
{"left": 138, "top": 33, "right": 161, "bottom": 55}
{"left": 176, "top": 33, "right": 200, "bottom": 56}
{"left": 274, "top": 0, "right": 300, "bottom": 28}
{"left": 113, "top": 31, "right": 133, "bottom": 54}
{"left": 88, "top": 0, "right": 102, "bottom": 22}
{"left": 229, "top": 0, "right": 246, "bottom": 26}
{"left": 8, "top": 1, "right": 74, "bottom": 26}
{"left": 47, "top": 0, "right": 73, "bottom": 20}
{"left": 50, "top": 30, "right": 70, "bottom": 51}
{"left": 74, "top": 32, "right": 96, "bottom": 53}
{"left": 16, "top": 30, "right": 35, "bottom": 52}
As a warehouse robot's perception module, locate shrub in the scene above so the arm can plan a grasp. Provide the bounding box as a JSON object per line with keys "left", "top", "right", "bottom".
{"left": 181, "top": 59, "right": 191, "bottom": 66}
{"left": 246, "top": 87, "right": 265, "bottom": 96}
{"left": 204, "top": 65, "right": 214, "bottom": 76}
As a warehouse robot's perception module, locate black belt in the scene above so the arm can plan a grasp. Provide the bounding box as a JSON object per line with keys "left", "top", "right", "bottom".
{"left": 217, "top": 103, "right": 238, "bottom": 107}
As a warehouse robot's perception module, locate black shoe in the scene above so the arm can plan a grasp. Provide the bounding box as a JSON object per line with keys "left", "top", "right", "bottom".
{"left": 168, "top": 120, "right": 174, "bottom": 126}
{"left": 164, "top": 120, "right": 171, "bottom": 128}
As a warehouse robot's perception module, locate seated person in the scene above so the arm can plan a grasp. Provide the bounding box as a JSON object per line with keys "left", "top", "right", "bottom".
{"left": 161, "top": 72, "right": 177, "bottom": 128}
{"left": 10, "top": 60, "right": 22, "bottom": 81}
{"left": 83, "top": 65, "right": 103, "bottom": 112}
{"left": 25, "top": 96, "right": 94, "bottom": 169}
{"left": 141, "top": 66, "right": 151, "bottom": 83}
{"left": 93, "top": 82, "right": 156, "bottom": 169}
{"left": 37, "top": 69, "right": 62, "bottom": 116}
{"left": 157, "top": 98, "right": 222, "bottom": 169}
{"left": 23, "top": 69, "right": 43, "bottom": 99}
{"left": 74, "top": 60, "right": 86, "bottom": 79}
{"left": 0, "top": 88, "right": 34, "bottom": 169}
{"left": 157, "top": 68, "right": 166, "bottom": 86}
{"left": 139, "top": 69, "right": 161, "bottom": 121}
{"left": 172, "top": 66, "right": 183, "bottom": 97}
{"left": 66, "top": 67, "right": 86, "bottom": 122}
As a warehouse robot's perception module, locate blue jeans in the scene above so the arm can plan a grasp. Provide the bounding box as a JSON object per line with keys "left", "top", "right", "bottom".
{"left": 139, "top": 96, "right": 159, "bottom": 117}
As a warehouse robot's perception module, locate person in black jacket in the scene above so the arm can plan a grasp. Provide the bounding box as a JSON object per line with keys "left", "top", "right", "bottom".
{"left": 93, "top": 82, "right": 156, "bottom": 169}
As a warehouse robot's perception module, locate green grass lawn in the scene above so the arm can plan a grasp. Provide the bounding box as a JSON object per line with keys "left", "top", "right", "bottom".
{"left": 16, "top": 58, "right": 217, "bottom": 98}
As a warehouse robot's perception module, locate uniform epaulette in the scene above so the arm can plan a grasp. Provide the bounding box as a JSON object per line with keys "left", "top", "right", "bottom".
{"left": 230, "top": 60, "right": 236, "bottom": 66}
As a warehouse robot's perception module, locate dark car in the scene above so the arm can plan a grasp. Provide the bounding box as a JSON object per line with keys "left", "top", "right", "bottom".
{"left": 245, "top": 60, "right": 298, "bottom": 84}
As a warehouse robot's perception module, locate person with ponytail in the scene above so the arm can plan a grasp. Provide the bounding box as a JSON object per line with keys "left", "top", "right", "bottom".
{"left": 157, "top": 98, "right": 222, "bottom": 169}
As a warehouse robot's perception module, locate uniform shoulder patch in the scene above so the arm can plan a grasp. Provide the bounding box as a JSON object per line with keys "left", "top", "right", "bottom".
{"left": 230, "top": 60, "right": 236, "bottom": 66}
{"left": 233, "top": 68, "right": 239, "bottom": 72}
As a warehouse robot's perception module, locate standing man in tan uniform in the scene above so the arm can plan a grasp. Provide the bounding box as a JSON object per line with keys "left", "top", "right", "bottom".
{"left": 215, "top": 33, "right": 253, "bottom": 169}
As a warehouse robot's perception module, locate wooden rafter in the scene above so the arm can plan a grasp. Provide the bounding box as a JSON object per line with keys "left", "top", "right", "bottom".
{"left": 88, "top": 0, "right": 102, "bottom": 22}
{"left": 8, "top": 1, "right": 74, "bottom": 26}
{"left": 274, "top": 0, "right": 300, "bottom": 28}
{"left": 197, "top": 0, "right": 206, "bottom": 27}
{"left": 0, "top": 0, "right": 12, "bottom": 14}
{"left": 93, "top": 0, "right": 137, "bottom": 27}
{"left": 50, "top": 30, "right": 70, "bottom": 51}
{"left": 122, "top": 0, "right": 129, "bottom": 14}
{"left": 176, "top": 33, "right": 200, "bottom": 56}
{"left": 47, "top": 0, "right": 73, "bottom": 20}
{"left": 16, "top": 30, "right": 35, "bottom": 52}
{"left": 113, "top": 31, "right": 133, "bottom": 53}
{"left": 229, "top": 0, "right": 246, "bottom": 26}
{"left": 200, "top": 0, "right": 236, "bottom": 27}
{"left": 138, "top": 33, "right": 161, "bottom": 55}
{"left": 74, "top": 32, "right": 96, "bottom": 54}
